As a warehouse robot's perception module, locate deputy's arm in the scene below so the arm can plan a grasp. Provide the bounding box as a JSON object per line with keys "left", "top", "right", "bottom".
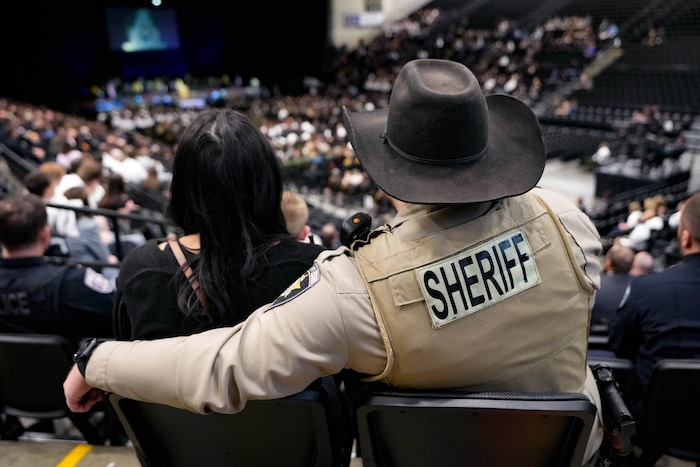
{"left": 533, "top": 187, "right": 602, "bottom": 289}
{"left": 67, "top": 250, "right": 386, "bottom": 414}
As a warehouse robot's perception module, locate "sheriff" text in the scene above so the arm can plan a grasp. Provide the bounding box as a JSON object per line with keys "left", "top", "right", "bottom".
{"left": 416, "top": 228, "right": 540, "bottom": 328}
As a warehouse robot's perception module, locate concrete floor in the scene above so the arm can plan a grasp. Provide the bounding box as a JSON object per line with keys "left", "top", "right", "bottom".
{"left": 0, "top": 437, "right": 695, "bottom": 467}
{"left": 0, "top": 435, "right": 366, "bottom": 467}
{"left": 538, "top": 158, "right": 596, "bottom": 209}
{"left": 0, "top": 440, "right": 140, "bottom": 467}
{"left": 0, "top": 417, "right": 366, "bottom": 467}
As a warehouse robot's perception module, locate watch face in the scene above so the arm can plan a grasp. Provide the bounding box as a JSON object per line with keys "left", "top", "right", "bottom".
{"left": 73, "top": 338, "right": 98, "bottom": 362}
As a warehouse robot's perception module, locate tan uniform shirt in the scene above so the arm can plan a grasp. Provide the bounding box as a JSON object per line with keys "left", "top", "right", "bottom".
{"left": 354, "top": 191, "right": 595, "bottom": 392}
{"left": 86, "top": 187, "right": 603, "bottom": 458}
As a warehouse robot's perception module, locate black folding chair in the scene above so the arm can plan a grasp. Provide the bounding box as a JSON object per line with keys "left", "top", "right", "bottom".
{"left": 109, "top": 376, "right": 352, "bottom": 467}
{"left": 633, "top": 359, "right": 700, "bottom": 467}
{"left": 0, "top": 333, "right": 107, "bottom": 443}
{"left": 355, "top": 387, "right": 597, "bottom": 467}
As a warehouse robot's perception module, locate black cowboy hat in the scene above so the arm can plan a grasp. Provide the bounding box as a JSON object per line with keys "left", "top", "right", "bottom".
{"left": 342, "top": 59, "right": 546, "bottom": 204}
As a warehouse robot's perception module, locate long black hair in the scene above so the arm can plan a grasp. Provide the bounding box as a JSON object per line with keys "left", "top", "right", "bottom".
{"left": 166, "top": 109, "right": 291, "bottom": 324}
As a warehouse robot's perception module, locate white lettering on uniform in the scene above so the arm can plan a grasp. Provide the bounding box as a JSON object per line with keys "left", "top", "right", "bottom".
{"left": 416, "top": 228, "right": 540, "bottom": 328}
{"left": 0, "top": 292, "right": 31, "bottom": 315}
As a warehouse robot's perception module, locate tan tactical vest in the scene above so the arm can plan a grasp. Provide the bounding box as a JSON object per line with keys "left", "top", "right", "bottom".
{"left": 352, "top": 193, "right": 594, "bottom": 393}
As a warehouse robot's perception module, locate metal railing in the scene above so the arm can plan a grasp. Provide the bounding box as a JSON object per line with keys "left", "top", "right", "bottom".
{"left": 44, "top": 200, "right": 177, "bottom": 265}
{"left": 0, "top": 142, "right": 177, "bottom": 267}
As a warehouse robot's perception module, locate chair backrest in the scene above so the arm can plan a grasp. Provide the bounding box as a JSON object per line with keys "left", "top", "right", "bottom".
{"left": 0, "top": 332, "right": 106, "bottom": 443}
{"left": 109, "top": 377, "right": 352, "bottom": 467}
{"left": 587, "top": 333, "right": 610, "bottom": 351}
{"left": 0, "top": 333, "right": 75, "bottom": 417}
{"left": 639, "top": 358, "right": 700, "bottom": 463}
{"left": 355, "top": 388, "right": 597, "bottom": 467}
{"left": 589, "top": 324, "right": 609, "bottom": 336}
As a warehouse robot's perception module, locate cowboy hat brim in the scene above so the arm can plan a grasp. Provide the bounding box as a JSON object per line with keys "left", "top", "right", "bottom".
{"left": 343, "top": 94, "right": 546, "bottom": 204}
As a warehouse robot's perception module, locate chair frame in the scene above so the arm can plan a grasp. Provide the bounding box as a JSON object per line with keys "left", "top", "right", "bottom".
{"left": 355, "top": 388, "right": 597, "bottom": 467}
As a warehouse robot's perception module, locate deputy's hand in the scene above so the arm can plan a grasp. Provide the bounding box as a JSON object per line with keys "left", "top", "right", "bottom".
{"left": 63, "top": 364, "right": 107, "bottom": 412}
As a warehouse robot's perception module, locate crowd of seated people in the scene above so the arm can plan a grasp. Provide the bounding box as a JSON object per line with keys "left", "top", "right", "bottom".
{"left": 588, "top": 106, "right": 690, "bottom": 175}
{"left": 0, "top": 3, "right": 695, "bottom": 261}
{"left": 0, "top": 4, "right": 694, "bottom": 284}
{"left": 2, "top": 4, "right": 693, "bottom": 225}
{"left": 596, "top": 187, "right": 690, "bottom": 265}
{"left": 614, "top": 194, "right": 668, "bottom": 251}
{"left": 585, "top": 176, "right": 691, "bottom": 263}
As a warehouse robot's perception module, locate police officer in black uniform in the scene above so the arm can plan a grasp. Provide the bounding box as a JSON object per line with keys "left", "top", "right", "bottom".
{"left": 608, "top": 192, "right": 700, "bottom": 410}
{"left": 0, "top": 193, "right": 115, "bottom": 348}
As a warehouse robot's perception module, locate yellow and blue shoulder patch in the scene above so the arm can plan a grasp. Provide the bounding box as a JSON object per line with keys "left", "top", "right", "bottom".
{"left": 269, "top": 262, "right": 321, "bottom": 309}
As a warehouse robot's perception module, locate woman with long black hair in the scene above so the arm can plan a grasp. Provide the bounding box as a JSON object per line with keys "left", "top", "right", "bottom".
{"left": 114, "top": 109, "right": 325, "bottom": 339}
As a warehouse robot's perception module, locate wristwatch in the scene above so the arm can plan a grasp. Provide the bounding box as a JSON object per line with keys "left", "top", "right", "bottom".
{"left": 73, "top": 337, "right": 102, "bottom": 377}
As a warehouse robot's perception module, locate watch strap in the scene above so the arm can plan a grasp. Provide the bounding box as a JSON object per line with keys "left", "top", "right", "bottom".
{"left": 73, "top": 337, "right": 102, "bottom": 377}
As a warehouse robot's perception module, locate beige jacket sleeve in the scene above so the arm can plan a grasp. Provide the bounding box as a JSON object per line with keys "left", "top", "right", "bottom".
{"left": 86, "top": 250, "right": 386, "bottom": 414}
{"left": 534, "top": 187, "right": 605, "bottom": 462}
{"left": 533, "top": 187, "right": 603, "bottom": 290}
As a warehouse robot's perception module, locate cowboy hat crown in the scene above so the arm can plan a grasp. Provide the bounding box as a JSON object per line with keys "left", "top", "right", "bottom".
{"left": 343, "top": 59, "right": 546, "bottom": 204}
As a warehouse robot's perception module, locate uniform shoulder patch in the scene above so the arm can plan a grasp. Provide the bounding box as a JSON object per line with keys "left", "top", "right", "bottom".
{"left": 269, "top": 262, "right": 321, "bottom": 309}
{"left": 83, "top": 267, "right": 114, "bottom": 294}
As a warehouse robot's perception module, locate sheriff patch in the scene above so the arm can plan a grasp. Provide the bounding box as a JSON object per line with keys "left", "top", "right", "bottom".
{"left": 269, "top": 262, "right": 321, "bottom": 309}
{"left": 416, "top": 228, "right": 540, "bottom": 328}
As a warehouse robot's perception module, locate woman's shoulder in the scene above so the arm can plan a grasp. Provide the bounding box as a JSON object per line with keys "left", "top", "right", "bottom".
{"left": 116, "top": 239, "right": 184, "bottom": 292}
{"left": 120, "top": 238, "right": 175, "bottom": 269}
{"left": 283, "top": 238, "right": 327, "bottom": 259}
